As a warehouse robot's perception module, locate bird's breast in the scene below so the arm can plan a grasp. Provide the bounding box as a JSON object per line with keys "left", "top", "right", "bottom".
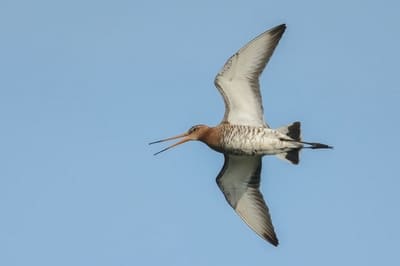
{"left": 219, "top": 125, "right": 298, "bottom": 156}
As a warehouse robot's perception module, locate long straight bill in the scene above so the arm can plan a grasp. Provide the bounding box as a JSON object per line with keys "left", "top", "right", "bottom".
{"left": 149, "top": 133, "right": 190, "bottom": 155}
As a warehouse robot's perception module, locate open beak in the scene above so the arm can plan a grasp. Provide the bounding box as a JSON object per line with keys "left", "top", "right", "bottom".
{"left": 149, "top": 132, "right": 191, "bottom": 155}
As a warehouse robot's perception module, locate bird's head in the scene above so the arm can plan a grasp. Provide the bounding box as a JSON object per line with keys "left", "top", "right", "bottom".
{"left": 149, "top": 124, "right": 210, "bottom": 155}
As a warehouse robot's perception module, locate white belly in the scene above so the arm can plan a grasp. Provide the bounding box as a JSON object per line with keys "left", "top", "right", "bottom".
{"left": 222, "top": 126, "right": 302, "bottom": 156}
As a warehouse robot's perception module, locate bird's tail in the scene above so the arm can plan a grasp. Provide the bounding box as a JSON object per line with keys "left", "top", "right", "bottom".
{"left": 277, "top": 121, "right": 301, "bottom": 141}
{"left": 276, "top": 121, "right": 301, "bottom": 164}
{"left": 275, "top": 121, "right": 332, "bottom": 165}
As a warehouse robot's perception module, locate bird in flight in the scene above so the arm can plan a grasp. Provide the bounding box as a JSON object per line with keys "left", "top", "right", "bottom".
{"left": 150, "top": 24, "right": 332, "bottom": 246}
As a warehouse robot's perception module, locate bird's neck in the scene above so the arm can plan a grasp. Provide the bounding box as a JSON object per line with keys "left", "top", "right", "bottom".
{"left": 199, "top": 125, "right": 224, "bottom": 152}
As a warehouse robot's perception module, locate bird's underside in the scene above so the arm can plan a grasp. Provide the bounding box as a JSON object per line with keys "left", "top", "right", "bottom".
{"left": 150, "top": 24, "right": 332, "bottom": 246}
{"left": 216, "top": 122, "right": 303, "bottom": 157}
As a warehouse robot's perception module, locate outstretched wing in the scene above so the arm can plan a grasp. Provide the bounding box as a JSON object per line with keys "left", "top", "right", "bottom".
{"left": 216, "top": 154, "right": 278, "bottom": 246}
{"left": 214, "top": 24, "right": 286, "bottom": 127}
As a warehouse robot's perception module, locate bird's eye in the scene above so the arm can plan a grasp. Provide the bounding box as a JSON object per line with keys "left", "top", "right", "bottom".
{"left": 188, "top": 126, "right": 198, "bottom": 134}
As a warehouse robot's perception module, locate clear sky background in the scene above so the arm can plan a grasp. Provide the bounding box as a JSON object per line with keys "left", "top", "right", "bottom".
{"left": 1, "top": 0, "right": 399, "bottom": 265}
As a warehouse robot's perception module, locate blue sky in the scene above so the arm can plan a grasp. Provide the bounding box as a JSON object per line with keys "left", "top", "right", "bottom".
{"left": 1, "top": 0, "right": 399, "bottom": 265}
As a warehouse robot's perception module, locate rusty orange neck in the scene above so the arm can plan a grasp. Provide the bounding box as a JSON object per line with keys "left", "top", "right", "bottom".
{"left": 198, "top": 125, "right": 225, "bottom": 152}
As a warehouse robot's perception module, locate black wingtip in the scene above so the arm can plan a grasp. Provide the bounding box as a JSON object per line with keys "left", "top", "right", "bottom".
{"left": 263, "top": 232, "right": 279, "bottom": 246}
{"left": 271, "top": 24, "right": 286, "bottom": 34}
{"left": 267, "top": 24, "right": 286, "bottom": 43}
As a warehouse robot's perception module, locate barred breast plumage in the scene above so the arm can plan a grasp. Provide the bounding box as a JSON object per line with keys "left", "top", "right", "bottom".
{"left": 218, "top": 124, "right": 303, "bottom": 156}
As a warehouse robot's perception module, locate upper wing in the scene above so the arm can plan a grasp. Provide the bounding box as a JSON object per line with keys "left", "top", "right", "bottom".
{"left": 216, "top": 154, "right": 278, "bottom": 246}
{"left": 214, "top": 24, "right": 286, "bottom": 127}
